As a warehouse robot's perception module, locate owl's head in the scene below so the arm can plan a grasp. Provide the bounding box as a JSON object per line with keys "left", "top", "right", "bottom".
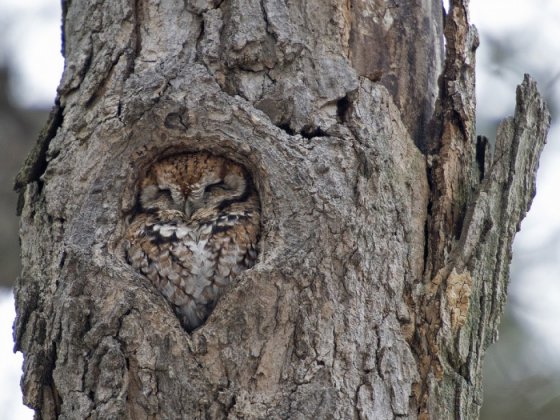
{"left": 138, "top": 153, "right": 250, "bottom": 219}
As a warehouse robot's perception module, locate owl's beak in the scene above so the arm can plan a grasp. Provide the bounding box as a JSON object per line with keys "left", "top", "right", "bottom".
{"left": 184, "top": 199, "right": 194, "bottom": 219}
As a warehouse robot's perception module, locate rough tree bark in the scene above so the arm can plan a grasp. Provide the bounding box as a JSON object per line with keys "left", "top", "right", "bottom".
{"left": 14, "top": 0, "right": 549, "bottom": 419}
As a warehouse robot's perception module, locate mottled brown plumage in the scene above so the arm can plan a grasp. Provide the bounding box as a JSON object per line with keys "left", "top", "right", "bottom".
{"left": 124, "top": 153, "right": 260, "bottom": 332}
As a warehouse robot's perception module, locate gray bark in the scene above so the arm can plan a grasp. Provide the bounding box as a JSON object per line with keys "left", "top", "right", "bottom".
{"left": 14, "top": 0, "right": 549, "bottom": 419}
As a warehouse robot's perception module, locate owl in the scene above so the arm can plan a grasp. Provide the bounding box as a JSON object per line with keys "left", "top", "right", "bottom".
{"left": 123, "top": 153, "right": 260, "bottom": 332}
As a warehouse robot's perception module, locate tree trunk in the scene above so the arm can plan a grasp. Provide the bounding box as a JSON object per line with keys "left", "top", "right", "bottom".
{"left": 14, "top": 0, "right": 549, "bottom": 418}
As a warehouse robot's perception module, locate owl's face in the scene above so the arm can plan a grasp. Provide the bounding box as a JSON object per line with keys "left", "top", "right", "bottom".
{"left": 138, "top": 154, "right": 250, "bottom": 220}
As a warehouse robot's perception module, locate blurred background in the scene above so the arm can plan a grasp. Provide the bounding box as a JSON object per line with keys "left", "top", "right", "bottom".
{"left": 0, "top": 0, "right": 558, "bottom": 418}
